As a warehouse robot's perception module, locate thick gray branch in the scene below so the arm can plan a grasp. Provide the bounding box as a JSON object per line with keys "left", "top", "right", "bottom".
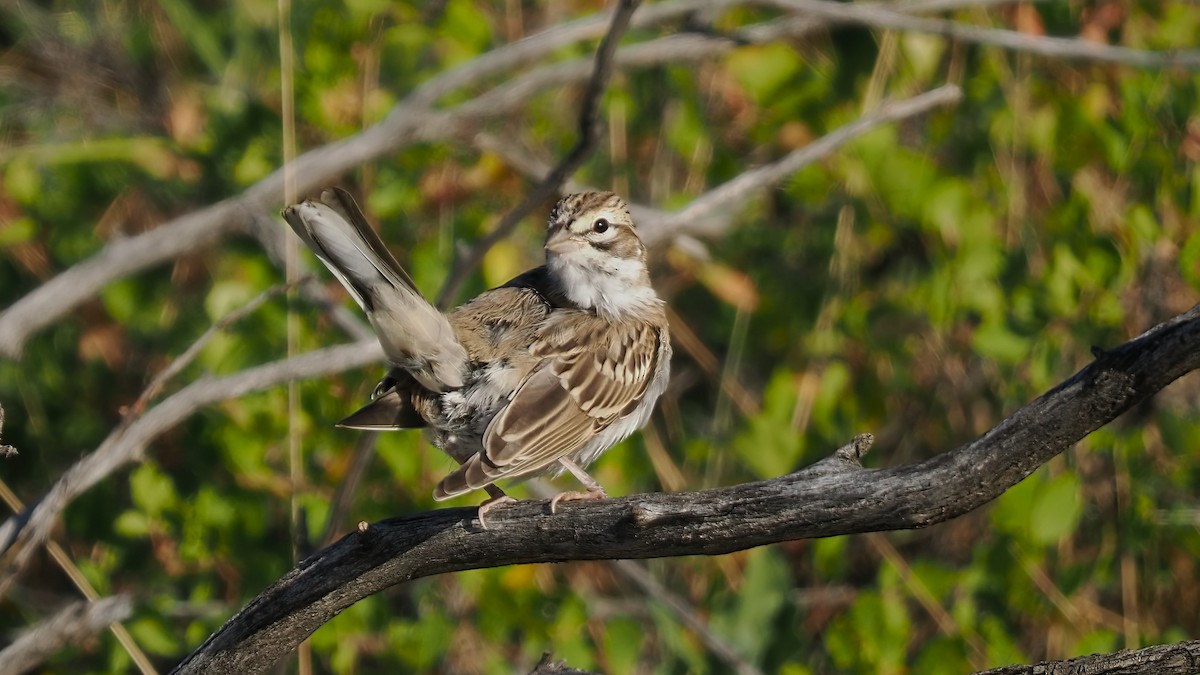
{"left": 171, "top": 304, "right": 1200, "bottom": 674}
{"left": 976, "top": 639, "right": 1200, "bottom": 675}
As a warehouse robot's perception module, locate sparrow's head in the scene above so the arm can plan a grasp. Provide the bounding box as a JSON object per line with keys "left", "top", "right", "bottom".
{"left": 544, "top": 192, "right": 643, "bottom": 261}
{"left": 544, "top": 192, "right": 659, "bottom": 317}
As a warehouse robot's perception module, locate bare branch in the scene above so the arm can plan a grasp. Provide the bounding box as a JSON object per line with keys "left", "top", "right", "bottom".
{"left": 479, "top": 85, "right": 964, "bottom": 245}
{"left": 170, "top": 304, "right": 1200, "bottom": 674}
{"left": 127, "top": 278, "right": 310, "bottom": 416}
{"left": 0, "top": 596, "right": 133, "bottom": 675}
{"left": 974, "top": 639, "right": 1200, "bottom": 675}
{"left": 640, "top": 85, "right": 962, "bottom": 244}
{"left": 0, "top": 340, "right": 383, "bottom": 592}
{"left": 318, "top": 432, "right": 378, "bottom": 547}
{"left": 767, "top": 0, "right": 1200, "bottom": 69}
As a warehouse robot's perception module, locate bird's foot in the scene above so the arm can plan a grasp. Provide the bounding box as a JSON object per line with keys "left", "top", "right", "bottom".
{"left": 549, "top": 485, "right": 608, "bottom": 514}
{"left": 476, "top": 494, "right": 517, "bottom": 530}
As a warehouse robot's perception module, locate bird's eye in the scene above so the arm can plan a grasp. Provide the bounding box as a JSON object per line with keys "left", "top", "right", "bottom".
{"left": 592, "top": 218, "right": 610, "bottom": 234}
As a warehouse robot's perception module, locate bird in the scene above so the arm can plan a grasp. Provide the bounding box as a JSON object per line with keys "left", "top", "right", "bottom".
{"left": 281, "top": 188, "right": 671, "bottom": 526}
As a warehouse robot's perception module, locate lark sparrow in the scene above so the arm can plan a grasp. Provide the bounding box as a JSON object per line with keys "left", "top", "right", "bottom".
{"left": 282, "top": 189, "right": 671, "bottom": 522}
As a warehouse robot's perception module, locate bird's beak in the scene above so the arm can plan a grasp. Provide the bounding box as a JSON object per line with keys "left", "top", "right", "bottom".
{"left": 545, "top": 227, "right": 584, "bottom": 255}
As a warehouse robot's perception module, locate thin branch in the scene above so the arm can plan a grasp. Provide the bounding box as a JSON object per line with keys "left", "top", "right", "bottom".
{"left": 768, "top": 0, "right": 1200, "bottom": 68}
{"left": 973, "top": 639, "right": 1200, "bottom": 675}
{"left": 0, "top": 596, "right": 133, "bottom": 675}
{"left": 434, "top": 0, "right": 642, "bottom": 308}
{"left": 612, "top": 559, "right": 765, "bottom": 675}
{"left": 127, "top": 278, "right": 310, "bottom": 416}
{"left": 646, "top": 85, "right": 964, "bottom": 239}
{"left": 0, "top": 477, "right": 157, "bottom": 675}
{"left": 318, "top": 431, "right": 378, "bottom": 547}
{"left": 0, "top": 340, "right": 383, "bottom": 593}
{"left": 409, "top": 0, "right": 734, "bottom": 106}
{"left": 481, "top": 85, "right": 964, "bottom": 246}
{"left": 170, "top": 305, "right": 1200, "bottom": 674}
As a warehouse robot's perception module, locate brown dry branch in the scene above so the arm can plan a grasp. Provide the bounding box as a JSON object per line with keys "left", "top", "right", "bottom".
{"left": 170, "top": 305, "right": 1200, "bottom": 674}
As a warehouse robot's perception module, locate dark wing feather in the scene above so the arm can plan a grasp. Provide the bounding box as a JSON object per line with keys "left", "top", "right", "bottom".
{"left": 337, "top": 370, "right": 435, "bottom": 430}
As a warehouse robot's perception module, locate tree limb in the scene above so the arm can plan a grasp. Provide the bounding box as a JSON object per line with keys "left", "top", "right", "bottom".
{"left": 171, "top": 304, "right": 1200, "bottom": 674}
{"left": 0, "top": 340, "right": 383, "bottom": 592}
{"left": 768, "top": 0, "right": 1200, "bottom": 69}
{"left": 975, "top": 639, "right": 1200, "bottom": 675}
{"left": 0, "top": 596, "right": 133, "bottom": 675}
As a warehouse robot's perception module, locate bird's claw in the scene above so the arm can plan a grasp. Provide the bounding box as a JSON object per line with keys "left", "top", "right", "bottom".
{"left": 476, "top": 495, "right": 517, "bottom": 530}
{"left": 549, "top": 486, "right": 608, "bottom": 514}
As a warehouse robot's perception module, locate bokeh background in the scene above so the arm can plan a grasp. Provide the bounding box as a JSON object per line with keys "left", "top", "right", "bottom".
{"left": 1, "top": 1, "right": 1199, "bottom": 673}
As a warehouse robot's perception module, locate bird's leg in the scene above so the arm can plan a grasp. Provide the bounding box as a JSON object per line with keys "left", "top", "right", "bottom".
{"left": 549, "top": 458, "right": 609, "bottom": 514}
{"left": 476, "top": 484, "right": 516, "bottom": 530}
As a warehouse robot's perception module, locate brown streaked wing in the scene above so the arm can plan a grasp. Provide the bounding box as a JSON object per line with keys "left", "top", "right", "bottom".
{"left": 483, "top": 364, "right": 598, "bottom": 468}
{"left": 434, "top": 366, "right": 597, "bottom": 499}
{"left": 478, "top": 319, "right": 659, "bottom": 476}
{"left": 560, "top": 322, "right": 660, "bottom": 419}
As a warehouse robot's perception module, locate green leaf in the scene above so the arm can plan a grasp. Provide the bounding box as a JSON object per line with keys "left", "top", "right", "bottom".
{"left": 4, "top": 154, "right": 42, "bottom": 204}
{"left": 115, "top": 511, "right": 151, "bottom": 538}
{"left": 129, "top": 463, "right": 178, "bottom": 517}
{"left": 1029, "top": 472, "right": 1083, "bottom": 544}
{"left": 714, "top": 548, "right": 789, "bottom": 663}
{"left": 725, "top": 43, "right": 801, "bottom": 104}
{"left": 990, "top": 471, "right": 1039, "bottom": 537}
{"left": 734, "top": 369, "right": 802, "bottom": 478}
{"left": 0, "top": 217, "right": 37, "bottom": 247}
{"left": 972, "top": 319, "right": 1029, "bottom": 364}
{"left": 129, "top": 616, "right": 181, "bottom": 655}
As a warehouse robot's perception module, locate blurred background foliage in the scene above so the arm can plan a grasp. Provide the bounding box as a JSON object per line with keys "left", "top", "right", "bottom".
{"left": 1, "top": 1, "right": 1199, "bottom": 673}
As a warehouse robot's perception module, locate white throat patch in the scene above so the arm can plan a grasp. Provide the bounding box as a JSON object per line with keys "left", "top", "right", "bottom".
{"left": 548, "top": 248, "right": 659, "bottom": 319}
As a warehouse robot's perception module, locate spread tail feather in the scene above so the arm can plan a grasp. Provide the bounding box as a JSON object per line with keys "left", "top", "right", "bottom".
{"left": 282, "top": 188, "right": 468, "bottom": 391}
